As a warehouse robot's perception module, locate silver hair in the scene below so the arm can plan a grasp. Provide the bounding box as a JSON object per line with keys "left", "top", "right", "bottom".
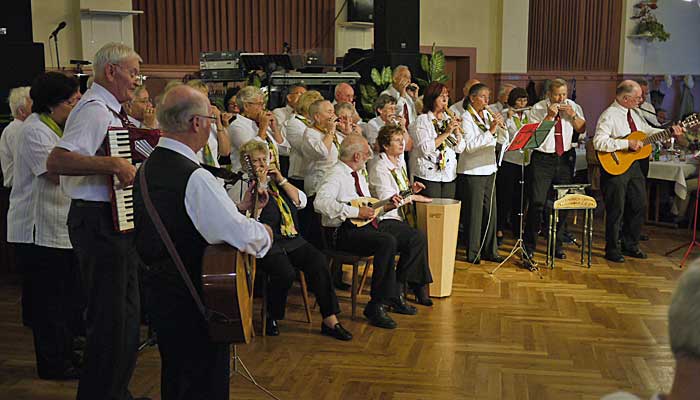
{"left": 93, "top": 42, "right": 142, "bottom": 80}
{"left": 339, "top": 135, "right": 367, "bottom": 161}
{"left": 334, "top": 82, "right": 352, "bottom": 97}
{"left": 334, "top": 101, "right": 355, "bottom": 116}
{"left": 498, "top": 83, "right": 516, "bottom": 97}
{"left": 309, "top": 99, "right": 329, "bottom": 119}
{"left": 392, "top": 65, "right": 409, "bottom": 78}
{"left": 133, "top": 85, "right": 148, "bottom": 98}
{"left": 669, "top": 261, "right": 700, "bottom": 360}
{"left": 372, "top": 93, "right": 397, "bottom": 112}
{"left": 8, "top": 86, "right": 31, "bottom": 118}
{"left": 156, "top": 89, "right": 209, "bottom": 133}
{"left": 236, "top": 86, "right": 263, "bottom": 112}
{"left": 616, "top": 81, "right": 638, "bottom": 96}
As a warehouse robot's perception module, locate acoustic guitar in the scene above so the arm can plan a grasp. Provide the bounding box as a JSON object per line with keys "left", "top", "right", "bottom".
{"left": 199, "top": 154, "right": 258, "bottom": 344}
{"left": 597, "top": 113, "right": 699, "bottom": 175}
{"left": 349, "top": 188, "right": 413, "bottom": 227}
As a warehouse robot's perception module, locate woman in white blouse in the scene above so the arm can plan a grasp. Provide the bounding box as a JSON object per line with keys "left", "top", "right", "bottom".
{"left": 457, "top": 83, "right": 505, "bottom": 264}
{"left": 368, "top": 125, "right": 433, "bottom": 305}
{"left": 409, "top": 82, "right": 464, "bottom": 199}
{"left": 496, "top": 87, "right": 531, "bottom": 244}
{"left": 283, "top": 90, "right": 324, "bottom": 189}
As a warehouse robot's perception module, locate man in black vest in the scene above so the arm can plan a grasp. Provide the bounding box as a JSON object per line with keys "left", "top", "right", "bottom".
{"left": 133, "top": 85, "right": 273, "bottom": 400}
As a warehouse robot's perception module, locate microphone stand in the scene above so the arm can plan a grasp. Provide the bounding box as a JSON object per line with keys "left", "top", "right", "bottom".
{"left": 52, "top": 33, "right": 61, "bottom": 69}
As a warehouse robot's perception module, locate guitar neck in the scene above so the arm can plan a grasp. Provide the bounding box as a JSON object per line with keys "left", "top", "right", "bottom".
{"left": 642, "top": 128, "right": 672, "bottom": 145}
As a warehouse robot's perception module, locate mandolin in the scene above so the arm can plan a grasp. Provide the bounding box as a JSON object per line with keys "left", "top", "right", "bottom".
{"left": 349, "top": 188, "right": 413, "bottom": 227}
{"left": 597, "top": 113, "right": 699, "bottom": 175}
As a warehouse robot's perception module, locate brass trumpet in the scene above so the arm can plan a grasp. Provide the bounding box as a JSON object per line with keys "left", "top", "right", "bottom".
{"left": 444, "top": 108, "right": 464, "bottom": 147}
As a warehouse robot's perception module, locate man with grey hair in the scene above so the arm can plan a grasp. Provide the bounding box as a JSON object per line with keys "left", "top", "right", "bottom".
{"left": 334, "top": 82, "right": 355, "bottom": 104}
{"left": 0, "top": 86, "right": 32, "bottom": 188}
{"left": 46, "top": 42, "right": 148, "bottom": 400}
{"left": 594, "top": 80, "right": 684, "bottom": 263}
{"left": 450, "top": 78, "right": 480, "bottom": 116}
{"left": 603, "top": 261, "right": 700, "bottom": 400}
{"left": 133, "top": 85, "right": 272, "bottom": 400}
{"left": 634, "top": 78, "right": 660, "bottom": 127}
{"left": 489, "top": 83, "right": 516, "bottom": 114}
{"left": 273, "top": 84, "right": 306, "bottom": 126}
{"left": 382, "top": 65, "right": 419, "bottom": 129}
{"left": 314, "top": 134, "right": 423, "bottom": 329}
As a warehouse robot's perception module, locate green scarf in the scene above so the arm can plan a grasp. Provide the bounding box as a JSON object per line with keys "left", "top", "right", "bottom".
{"left": 201, "top": 143, "right": 216, "bottom": 166}
{"left": 269, "top": 181, "right": 298, "bottom": 238}
{"left": 389, "top": 162, "right": 416, "bottom": 227}
{"left": 39, "top": 114, "right": 63, "bottom": 137}
{"left": 513, "top": 113, "right": 529, "bottom": 129}
{"left": 467, "top": 105, "right": 492, "bottom": 133}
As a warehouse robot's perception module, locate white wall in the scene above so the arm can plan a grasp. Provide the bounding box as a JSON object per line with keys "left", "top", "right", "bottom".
{"left": 619, "top": 0, "right": 700, "bottom": 75}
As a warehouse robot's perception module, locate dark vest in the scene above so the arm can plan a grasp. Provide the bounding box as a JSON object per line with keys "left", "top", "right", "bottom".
{"left": 133, "top": 147, "right": 208, "bottom": 295}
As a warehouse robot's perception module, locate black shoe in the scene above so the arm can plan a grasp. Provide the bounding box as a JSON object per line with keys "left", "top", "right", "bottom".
{"left": 40, "top": 366, "right": 80, "bottom": 380}
{"left": 561, "top": 231, "right": 578, "bottom": 245}
{"left": 363, "top": 304, "right": 397, "bottom": 329}
{"left": 555, "top": 248, "right": 566, "bottom": 260}
{"left": 387, "top": 295, "right": 418, "bottom": 315}
{"left": 321, "top": 322, "right": 353, "bottom": 341}
{"left": 482, "top": 255, "right": 505, "bottom": 263}
{"left": 265, "top": 318, "right": 280, "bottom": 336}
{"left": 411, "top": 285, "right": 433, "bottom": 307}
{"left": 605, "top": 253, "right": 625, "bottom": 263}
{"left": 622, "top": 248, "right": 647, "bottom": 259}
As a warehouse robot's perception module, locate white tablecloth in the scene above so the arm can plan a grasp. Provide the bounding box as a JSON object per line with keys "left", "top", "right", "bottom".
{"left": 647, "top": 160, "right": 698, "bottom": 200}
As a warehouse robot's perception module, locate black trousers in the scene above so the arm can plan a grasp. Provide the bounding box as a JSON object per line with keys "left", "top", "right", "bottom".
{"left": 298, "top": 195, "right": 322, "bottom": 249}
{"left": 145, "top": 280, "right": 230, "bottom": 400}
{"left": 458, "top": 173, "right": 498, "bottom": 260}
{"left": 414, "top": 176, "right": 456, "bottom": 199}
{"left": 496, "top": 161, "right": 523, "bottom": 235}
{"left": 68, "top": 201, "right": 141, "bottom": 400}
{"left": 258, "top": 241, "right": 340, "bottom": 319}
{"left": 601, "top": 161, "right": 646, "bottom": 255}
{"left": 380, "top": 219, "right": 433, "bottom": 288}
{"left": 524, "top": 150, "right": 574, "bottom": 252}
{"left": 15, "top": 243, "right": 77, "bottom": 378}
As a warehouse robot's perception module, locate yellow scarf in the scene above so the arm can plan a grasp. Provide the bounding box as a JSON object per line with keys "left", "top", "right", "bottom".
{"left": 39, "top": 114, "right": 63, "bottom": 137}
{"left": 269, "top": 182, "right": 298, "bottom": 238}
{"left": 468, "top": 105, "right": 492, "bottom": 133}
{"left": 388, "top": 161, "right": 416, "bottom": 227}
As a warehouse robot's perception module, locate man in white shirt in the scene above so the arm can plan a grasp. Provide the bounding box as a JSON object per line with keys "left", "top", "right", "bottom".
{"left": 593, "top": 80, "right": 684, "bottom": 263}
{"left": 134, "top": 85, "right": 272, "bottom": 400}
{"left": 449, "top": 78, "right": 480, "bottom": 117}
{"left": 488, "top": 83, "right": 515, "bottom": 115}
{"left": 0, "top": 86, "right": 32, "bottom": 188}
{"left": 314, "top": 135, "right": 419, "bottom": 329}
{"left": 524, "top": 78, "right": 586, "bottom": 263}
{"left": 46, "top": 42, "right": 149, "bottom": 400}
{"left": 381, "top": 65, "right": 419, "bottom": 129}
{"left": 273, "top": 84, "right": 306, "bottom": 127}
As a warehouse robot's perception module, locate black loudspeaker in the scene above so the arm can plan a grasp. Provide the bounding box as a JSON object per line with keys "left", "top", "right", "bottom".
{"left": 373, "top": 52, "right": 420, "bottom": 76}
{"left": 0, "top": 42, "right": 45, "bottom": 116}
{"left": 1, "top": 0, "right": 33, "bottom": 42}
{"left": 373, "top": 0, "right": 420, "bottom": 54}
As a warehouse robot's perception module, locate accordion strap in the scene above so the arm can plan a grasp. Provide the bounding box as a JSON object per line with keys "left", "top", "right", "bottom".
{"left": 138, "top": 159, "right": 209, "bottom": 320}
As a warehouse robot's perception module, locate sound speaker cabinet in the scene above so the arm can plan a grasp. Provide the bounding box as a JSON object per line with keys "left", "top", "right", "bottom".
{"left": 373, "top": 0, "right": 420, "bottom": 54}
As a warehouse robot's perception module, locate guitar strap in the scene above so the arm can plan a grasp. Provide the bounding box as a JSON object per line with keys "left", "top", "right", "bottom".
{"left": 138, "top": 159, "right": 211, "bottom": 322}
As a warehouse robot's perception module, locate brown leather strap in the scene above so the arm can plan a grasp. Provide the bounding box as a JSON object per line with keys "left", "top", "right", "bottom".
{"left": 138, "top": 159, "right": 209, "bottom": 320}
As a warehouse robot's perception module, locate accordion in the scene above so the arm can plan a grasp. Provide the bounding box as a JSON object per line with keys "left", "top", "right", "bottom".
{"left": 103, "top": 126, "right": 161, "bottom": 233}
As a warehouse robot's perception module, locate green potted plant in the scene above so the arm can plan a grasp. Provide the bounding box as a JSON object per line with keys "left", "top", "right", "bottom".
{"left": 632, "top": 1, "right": 670, "bottom": 42}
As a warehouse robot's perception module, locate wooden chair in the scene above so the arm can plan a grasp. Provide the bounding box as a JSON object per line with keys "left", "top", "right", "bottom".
{"left": 320, "top": 227, "right": 373, "bottom": 319}
{"left": 259, "top": 270, "right": 312, "bottom": 337}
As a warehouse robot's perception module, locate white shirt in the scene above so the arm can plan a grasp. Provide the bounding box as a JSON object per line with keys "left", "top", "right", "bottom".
{"left": 593, "top": 101, "right": 662, "bottom": 152}
{"left": 638, "top": 101, "right": 660, "bottom": 127}
{"left": 284, "top": 115, "right": 311, "bottom": 179}
{"left": 366, "top": 116, "right": 385, "bottom": 146}
{"left": 302, "top": 126, "right": 343, "bottom": 196}
{"left": 503, "top": 111, "right": 532, "bottom": 166}
{"left": 0, "top": 119, "right": 24, "bottom": 187}
{"left": 157, "top": 137, "right": 272, "bottom": 257}
{"left": 529, "top": 98, "right": 586, "bottom": 154}
{"left": 449, "top": 98, "right": 466, "bottom": 117}
{"left": 7, "top": 114, "right": 72, "bottom": 248}
{"left": 489, "top": 101, "right": 506, "bottom": 115}
{"left": 368, "top": 153, "right": 408, "bottom": 221}
{"left": 272, "top": 105, "right": 294, "bottom": 127}
{"left": 409, "top": 112, "right": 465, "bottom": 182}
{"left": 314, "top": 161, "right": 366, "bottom": 227}
{"left": 382, "top": 86, "right": 417, "bottom": 127}
{"left": 196, "top": 124, "right": 221, "bottom": 167}
{"left": 228, "top": 114, "right": 290, "bottom": 172}
{"left": 56, "top": 82, "right": 125, "bottom": 202}
{"left": 457, "top": 107, "right": 497, "bottom": 175}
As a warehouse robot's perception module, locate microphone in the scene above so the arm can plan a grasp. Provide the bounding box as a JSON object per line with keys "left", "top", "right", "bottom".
{"left": 49, "top": 21, "right": 67, "bottom": 38}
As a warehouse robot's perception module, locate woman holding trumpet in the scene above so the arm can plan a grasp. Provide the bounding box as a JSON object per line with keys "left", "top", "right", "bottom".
{"left": 409, "top": 82, "right": 465, "bottom": 199}
{"left": 457, "top": 83, "right": 505, "bottom": 264}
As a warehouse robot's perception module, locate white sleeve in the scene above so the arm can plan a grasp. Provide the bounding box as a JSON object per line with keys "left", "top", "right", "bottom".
{"left": 593, "top": 113, "right": 628, "bottom": 152}
{"left": 228, "top": 123, "right": 257, "bottom": 150}
{"left": 461, "top": 118, "right": 496, "bottom": 153}
{"left": 284, "top": 120, "right": 305, "bottom": 151}
{"left": 185, "top": 168, "right": 272, "bottom": 257}
{"left": 22, "top": 126, "right": 53, "bottom": 177}
{"left": 412, "top": 116, "right": 437, "bottom": 156}
{"left": 313, "top": 173, "right": 359, "bottom": 221}
{"left": 57, "top": 101, "right": 112, "bottom": 155}
{"left": 301, "top": 129, "right": 330, "bottom": 161}
{"left": 368, "top": 162, "right": 397, "bottom": 200}
{"left": 528, "top": 103, "right": 548, "bottom": 124}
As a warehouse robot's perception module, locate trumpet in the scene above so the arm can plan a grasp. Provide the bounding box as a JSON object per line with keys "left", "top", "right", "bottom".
{"left": 444, "top": 108, "right": 464, "bottom": 147}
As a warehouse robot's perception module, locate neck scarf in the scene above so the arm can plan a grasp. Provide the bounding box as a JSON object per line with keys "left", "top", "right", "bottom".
{"left": 39, "top": 114, "right": 63, "bottom": 137}
{"left": 269, "top": 181, "right": 298, "bottom": 238}
{"left": 468, "top": 105, "right": 492, "bottom": 133}
{"left": 431, "top": 114, "right": 450, "bottom": 171}
{"left": 387, "top": 156, "right": 416, "bottom": 227}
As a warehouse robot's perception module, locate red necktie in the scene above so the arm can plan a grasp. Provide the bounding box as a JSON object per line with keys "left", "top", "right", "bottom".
{"left": 554, "top": 116, "right": 564, "bottom": 156}
{"left": 627, "top": 109, "right": 638, "bottom": 132}
{"left": 351, "top": 171, "right": 378, "bottom": 229}
{"left": 118, "top": 108, "right": 135, "bottom": 128}
{"left": 403, "top": 103, "right": 410, "bottom": 129}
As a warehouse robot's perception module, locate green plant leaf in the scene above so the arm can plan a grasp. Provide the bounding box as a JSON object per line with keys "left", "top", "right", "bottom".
{"left": 431, "top": 50, "right": 446, "bottom": 82}
{"left": 436, "top": 74, "right": 449, "bottom": 84}
{"left": 420, "top": 54, "right": 430, "bottom": 73}
{"left": 366, "top": 84, "right": 378, "bottom": 98}
{"left": 371, "top": 68, "right": 382, "bottom": 87}
{"left": 382, "top": 66, "right": 393, "bottom": 86}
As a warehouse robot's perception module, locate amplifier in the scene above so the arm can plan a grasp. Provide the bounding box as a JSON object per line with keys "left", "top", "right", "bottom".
{"left": 269, "top": 71, "right": 361, "bottom": 86}
{"left": 199, "top": 51, "right": 242, "bottom": 70}
{"left": 200, "top": 69, "right": 245, "bottom": 82}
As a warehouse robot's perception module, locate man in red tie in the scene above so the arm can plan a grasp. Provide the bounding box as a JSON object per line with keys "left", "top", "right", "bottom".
{"left": 523, "top": 79, "right": 587, "bottom": 265}
{"left": 314, "top": 134, "right": 424, "bottom": 329}
{"left": 593, "top": 80, "right": 685, "bottom": 262}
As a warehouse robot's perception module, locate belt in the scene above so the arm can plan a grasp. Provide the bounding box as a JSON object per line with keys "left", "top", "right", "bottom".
{"left": 71, "top": 199, "right": 110, "bottom": 208}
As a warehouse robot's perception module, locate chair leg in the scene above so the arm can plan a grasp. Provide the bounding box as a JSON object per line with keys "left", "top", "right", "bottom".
{"left": 358, "top": 260, "right": 371, "bottom": 295}
{"left": 261, "top": 274, "right": 267, "bottom": 337}
{"left": 298, "top": 271, "right": 312, "bottom": 324}
{"left": 351, "top": 262, "right": 359, "bottom": 320}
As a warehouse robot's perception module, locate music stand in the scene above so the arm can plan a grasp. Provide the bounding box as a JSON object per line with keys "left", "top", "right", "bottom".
{"left": 664, "top": 173, "right": 700, "bottom": 267}
{"left": 490, "top": 121, "right": 555, "bottom": 275}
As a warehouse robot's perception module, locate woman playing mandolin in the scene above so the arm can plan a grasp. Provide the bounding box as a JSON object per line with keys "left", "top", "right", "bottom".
{"left": 238, "top": 140, "right": 353, "bottom": 340}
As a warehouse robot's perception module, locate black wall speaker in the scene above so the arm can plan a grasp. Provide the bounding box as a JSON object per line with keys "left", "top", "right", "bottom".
{"left": 373, "top": 0, "right": 420, "bottom": 54}
{"left": 1, "top": 0, "right": 33, "bottom": 43}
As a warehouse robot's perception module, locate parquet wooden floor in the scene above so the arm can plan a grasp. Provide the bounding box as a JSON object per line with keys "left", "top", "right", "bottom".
{"left": 0, "top": 223, "right": 696, "bottom": 400}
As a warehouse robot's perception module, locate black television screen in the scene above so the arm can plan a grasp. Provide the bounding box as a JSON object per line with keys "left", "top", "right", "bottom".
{"left": 347, "top": 0, "right": 373, "bottom": 23}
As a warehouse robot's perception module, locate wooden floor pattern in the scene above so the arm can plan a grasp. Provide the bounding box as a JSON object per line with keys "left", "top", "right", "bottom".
{"left": 0, "top": 223, "right": 697, "bottom": 400}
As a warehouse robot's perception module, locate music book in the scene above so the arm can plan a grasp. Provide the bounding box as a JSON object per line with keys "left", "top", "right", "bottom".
{"left": 506, "top": 120, "right": 556, "bottom": 151}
